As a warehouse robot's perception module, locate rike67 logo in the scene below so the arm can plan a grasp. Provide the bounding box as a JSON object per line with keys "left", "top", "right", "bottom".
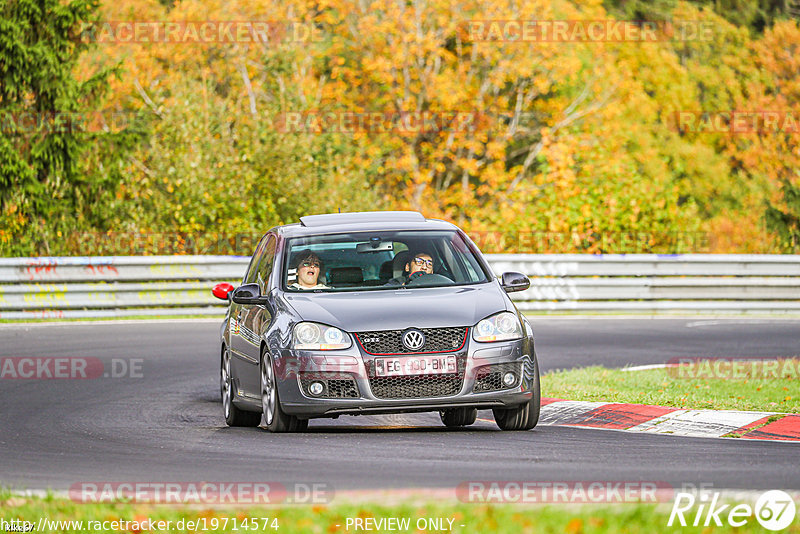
{"left": 669, "top": 490, "right": 796, "bottom": 531}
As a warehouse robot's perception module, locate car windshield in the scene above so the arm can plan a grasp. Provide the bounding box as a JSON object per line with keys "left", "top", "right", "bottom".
{"left": 284, "top": 230, "right": 490, "bottom": 292}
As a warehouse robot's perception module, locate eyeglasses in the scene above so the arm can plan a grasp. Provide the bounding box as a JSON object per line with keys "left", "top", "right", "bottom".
{"left": 413, "top": 257, "right": 434, "bottom": 267}
{"left": 300, "top": 261, "right": 320, "bottom": 268}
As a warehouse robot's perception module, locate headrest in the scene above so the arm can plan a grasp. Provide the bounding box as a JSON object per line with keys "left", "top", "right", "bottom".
{"left": 392, "top": 250, "right": 411, "bottom": 279}
{"left": 379, "top": 260, "right": 394, "bottom": 280}
{"left": 329, "top": 267, "right": 364, "bottom": 285}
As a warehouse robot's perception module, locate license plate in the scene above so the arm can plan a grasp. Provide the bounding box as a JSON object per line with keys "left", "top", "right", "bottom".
{"left": 374, "top": 355, "right": 457, "bottom": 377}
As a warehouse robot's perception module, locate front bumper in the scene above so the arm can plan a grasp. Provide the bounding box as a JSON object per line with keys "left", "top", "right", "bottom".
{"left": 274, "top": 337, "right": 537, "bottom": 418}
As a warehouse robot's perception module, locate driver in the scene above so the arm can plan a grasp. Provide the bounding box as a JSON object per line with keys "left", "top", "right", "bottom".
{"left": 386, "top": 251, "right": 434, "bottom": 286}
{"left": 289, "top": 250, "right": 329, "bottom": 290}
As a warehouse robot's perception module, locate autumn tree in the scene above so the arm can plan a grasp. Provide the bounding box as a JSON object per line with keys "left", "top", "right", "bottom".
{"left": 4, "top": 0, "right": 798, "bottom": 255}
{"left": 754, "top": 21, "right": 800, "bottom": 250}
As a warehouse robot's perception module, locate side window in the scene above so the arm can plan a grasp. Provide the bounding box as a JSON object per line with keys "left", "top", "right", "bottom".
{"left": 243, "top": 236, "right": 268, "bottom": 284}
{"left": 450, "top": 233, "right": 486, "bottom": 283}
{"left": 461, "top": 257, "right": 480, "bottom": 282}
{"left": 256, "top": 236, "right": 277, "bottom": 293}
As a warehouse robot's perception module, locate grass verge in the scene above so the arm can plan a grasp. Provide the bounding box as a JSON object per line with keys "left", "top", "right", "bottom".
{"left": 542, "top": 359, "right": 800, "bottom": 413}
{"left": 1, "top": 494, "right": 795, "bottom": 533}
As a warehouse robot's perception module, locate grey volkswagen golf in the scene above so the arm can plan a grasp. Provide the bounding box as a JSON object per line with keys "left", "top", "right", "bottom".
{"left": 212, "top": 211, "right": 540, "bottom": 433}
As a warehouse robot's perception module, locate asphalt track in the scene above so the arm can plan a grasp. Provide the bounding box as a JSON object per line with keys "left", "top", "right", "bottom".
{"left": 0, "top": 318, "right": 798, "bottom": 493}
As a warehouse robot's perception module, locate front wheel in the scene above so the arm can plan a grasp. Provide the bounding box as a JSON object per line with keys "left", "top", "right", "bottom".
{"left": 221, "top": 345, "right": 260, "bottom": 427}
{"left": 261, "top": 349, "right": 308, "bottom": 433}
{"left": 440, "top": 407, "right": 478, "bottom": 427}
{"left": 493, "top": 356, "right": 541, "bottom": 431}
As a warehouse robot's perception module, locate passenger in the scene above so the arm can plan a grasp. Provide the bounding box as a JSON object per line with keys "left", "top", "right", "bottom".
{"left": 289, "top": 251, "right": 329, "bottom": 290}
{"left": 386, "top": 251, "right": 434, "bottom": 286}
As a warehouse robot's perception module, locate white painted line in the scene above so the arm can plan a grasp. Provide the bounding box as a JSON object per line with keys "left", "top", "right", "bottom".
{"left": 538, "top": 401, "right": 610, "bottom": 426}
{"left": 11, "top": 488, "right": 800, "bottom": 506}
{"left": 0, "top": 318, "right": 222, "bottom": 328}
{"left": 12, "top": 489, "right": 61, "bottom": 498}
{"left": 621, "top": 364, "right": 669, "bottom": 372}
{"left": 628, "top": 410, "right": 775, "bottom": 438}
{"left": 684, "top": 319, "right": 798, "bottom": 328}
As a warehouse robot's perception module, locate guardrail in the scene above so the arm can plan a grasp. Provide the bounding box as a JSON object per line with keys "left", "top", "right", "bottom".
{"left": 0, "top": 256, "right": 249, "bottom": 319}
{"left": 0, "top": 254, "right": 798, "bottom": 319}
{"left": 491, "top": 254, "right": 800, "bottom": 312}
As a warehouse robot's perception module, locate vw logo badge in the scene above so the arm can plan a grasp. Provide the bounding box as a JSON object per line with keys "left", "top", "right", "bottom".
{"left": 402, "top": 329, "right": 426, "bottom": 351}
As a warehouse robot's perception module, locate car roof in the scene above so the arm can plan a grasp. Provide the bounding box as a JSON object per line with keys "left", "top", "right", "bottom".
{"left": 272, "top": 211, "right": 459, "bottom": 238}
{"left": 300, "top": 211, "right": 426, "bottom": 227}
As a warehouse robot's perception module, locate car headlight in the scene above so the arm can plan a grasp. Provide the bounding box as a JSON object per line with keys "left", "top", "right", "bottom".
{"left": 292, "top": 322, "right": 352, "bottom": 350}
{"left": 473, "top": 312, "right": 523, "bottom": 342}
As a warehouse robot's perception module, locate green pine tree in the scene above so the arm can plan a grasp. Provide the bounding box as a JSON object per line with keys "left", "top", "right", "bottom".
{"left": 766, "top": 179, "right": 800, "bottom": 252}
{"left": 0, "top": 0, "right": 147, "bottom": 255}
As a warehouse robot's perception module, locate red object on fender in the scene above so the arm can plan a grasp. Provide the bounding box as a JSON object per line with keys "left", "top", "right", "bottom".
{"left": 212, "top": 283, "right": 234, "bottom": 300}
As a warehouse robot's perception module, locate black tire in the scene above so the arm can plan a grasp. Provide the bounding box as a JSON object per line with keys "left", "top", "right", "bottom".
{"left": 261, "top": 349, "right": 307, "bottom": 433}
{"left": 493, "top": 355, "right": 541, "bottom": 431}
{"left": 221, "top": 345, "right": 261, "bottom": 427}
{"left": 440, "top": 407, "right": 478, "bottom": 427}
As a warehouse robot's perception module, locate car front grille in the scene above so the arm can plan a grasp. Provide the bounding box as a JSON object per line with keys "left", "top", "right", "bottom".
{"left": 299, "top": 373, "right": 359, "bottom": 399}
{"left": 355, "top": 327, "right": 468, "bottom": 354}
{"left": 366, "top": 354, "right": 466, "bottom": 399}
{"left": 472, "top": 362, "right": 522, "bottom": 392}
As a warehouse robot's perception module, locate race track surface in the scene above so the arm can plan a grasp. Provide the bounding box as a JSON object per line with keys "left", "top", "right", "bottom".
{"left": 1, "top": 318, "right": 798, "bottom": 492}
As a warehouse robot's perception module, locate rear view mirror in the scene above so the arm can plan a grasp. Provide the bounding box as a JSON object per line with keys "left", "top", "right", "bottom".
{"left": 231, "top": 283, "right": 268, "bottom": 305}
{"left": 356, "top": 241, "right": 394, "bottom": 253}
{"left": 500, "top": 272, "right": 530, "bottom": 293}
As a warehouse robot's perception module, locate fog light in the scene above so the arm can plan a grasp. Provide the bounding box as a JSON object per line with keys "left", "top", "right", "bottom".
{"left": 309, "top": 381, "right": 324, "bottom": 396}
{"left": 502, "top": 372, "right": 516, "bottom": 387}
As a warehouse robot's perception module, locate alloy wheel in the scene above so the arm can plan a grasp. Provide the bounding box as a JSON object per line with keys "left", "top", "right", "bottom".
{"left": 221, "top": 348, "right": 232, "bottom": 419}
{"left": 261, "top": 354, "right": 276, "bottom": 425}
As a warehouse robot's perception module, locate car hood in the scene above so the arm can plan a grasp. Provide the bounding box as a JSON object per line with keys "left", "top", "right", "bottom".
{"left": 281, "top": 283, "right": 509, "bottom": 332}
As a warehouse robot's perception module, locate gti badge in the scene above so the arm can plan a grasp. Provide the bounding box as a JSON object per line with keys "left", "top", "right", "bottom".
{"left": 402, "top": 329, "right": 426, "bottom": 351}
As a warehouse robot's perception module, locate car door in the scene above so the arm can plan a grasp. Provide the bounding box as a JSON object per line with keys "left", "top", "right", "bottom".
{"left": 230, "top": 235, "right": 267, "bottom": 396}
{"left": 237, "top": 234, "right": 278, "bottom": 396}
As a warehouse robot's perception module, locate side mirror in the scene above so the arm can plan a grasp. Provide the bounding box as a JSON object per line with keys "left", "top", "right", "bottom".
{"left": 231, "top": 283, "right": 268, "bottom": 305}
{"left": 212, "top": 282, "right": 235, "bottom": 301}
{"left": 500, "top": 272, "right": 530, "bottom": 293}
